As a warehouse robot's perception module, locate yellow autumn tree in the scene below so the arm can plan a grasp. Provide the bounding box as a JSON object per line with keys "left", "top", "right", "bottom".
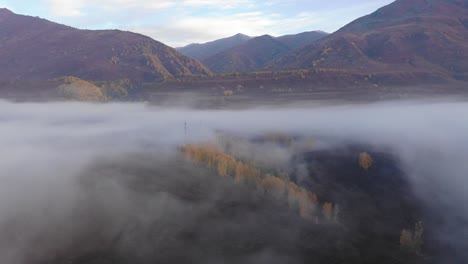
{"left": 413, "top": 222, "right": 424, "bottom": 251}
{"left": 400, "top": 222, "right": 424, "bottom": 252}
{"left": 261, "top": 175, "right": 286, "bottom": 197}
{"left": 322, "top": 202, "right": 333, "bottom": 221}
{"left": 359, "top": 152, "right": 373, "bottom": 170}
{"left": 400, "top": 229, "right": 413, "bottom": 249}
{"left": 296, "top": 188, "right": 316, "bottom": 220}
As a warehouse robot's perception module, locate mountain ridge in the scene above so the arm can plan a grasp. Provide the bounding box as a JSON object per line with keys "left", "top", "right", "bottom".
{"left": 276, "top": 31, "right": 329, "bottom": 50}
{"left": 177, "top": 33, "right": 252, "bottom": 60}
{"left": 199, "top": 31, "right": 328, "bottom": 73}
{"left": 0, "top": 9, "right": 212, "bottom": 83}
{"left": 269, "top": 0, "right": 468, "bottom": 81}
{"left": 201, "top": 34, "right": 292, "bottom": 73}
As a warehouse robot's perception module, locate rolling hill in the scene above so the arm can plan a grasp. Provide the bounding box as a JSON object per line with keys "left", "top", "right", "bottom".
{"left": 0, "top": 8, "right": 212, "bottom": 83}
{"left": 269, "top": 0, "right": 468, "bottom": 81}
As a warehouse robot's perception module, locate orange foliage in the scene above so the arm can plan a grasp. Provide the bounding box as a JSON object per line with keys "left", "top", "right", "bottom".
{"left": 260, "top": 176, "right": 286, "bottom": 195}
{"left": 400, "top": 229, "right": 413, "bottom": 249}
{"left": 359, "top": 152, "right": 373, "bottom": 170}
{"left": 400, "top": 222, "right": 424, "bottom": 252}
{"left": 322, "top": 202, "right": 334, "bottom": 221}
{"left": 295, "top": 187, "right": 316, "bottom": 220}
{"left": 180, "top": 144, "right": 320, "bottom": 221}
{"left": 181, "top": 145, "right": 240, "bottom": 178}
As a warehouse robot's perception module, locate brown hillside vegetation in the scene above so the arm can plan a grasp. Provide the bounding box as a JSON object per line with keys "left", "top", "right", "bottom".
{"left": 180, "top": 145, "right": 337, "bottom": 221}
{"left": 56, "top": 76, "right": 106, "bottom": 102}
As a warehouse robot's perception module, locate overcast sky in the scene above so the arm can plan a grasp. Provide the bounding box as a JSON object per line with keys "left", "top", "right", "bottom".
{"left": 0, "top": 0, "right": 394, "bottom": 47}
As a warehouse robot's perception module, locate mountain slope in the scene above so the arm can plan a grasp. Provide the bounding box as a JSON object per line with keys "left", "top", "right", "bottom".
{"left": 270, "top": 0, "right": 468, "bottom": 81}
{"left": 177, "top": 33, "right": 252, "bottom": 60}
{"left": 197, "top": 31, "right": 327, "bottom": 74}
{"left": 276, "top": 31, "right": 328, "bottom": 50}
{"left": 202, "top": 35, "right": 291, "bottom": 73}
{"left": 0, "top": 9, "right": 211, "bottom": 83}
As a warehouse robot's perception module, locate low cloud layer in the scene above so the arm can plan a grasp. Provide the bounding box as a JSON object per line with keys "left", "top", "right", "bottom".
{"left": 0, "top": 100, "right": 467, "bottom": 263}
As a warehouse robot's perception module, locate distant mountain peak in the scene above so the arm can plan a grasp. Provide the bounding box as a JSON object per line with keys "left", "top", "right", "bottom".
{"left": 254, "top": 34, "right": 275, "bottom": 40}
{"left": 234, "top": 33, "right": 249, "bottom": 38}
{"left": 0, "top": 8, "right": 13, "bottom": 16}
{"left": 177, "top": 33, "right": 252, "bottom": 60}
{"left": 313, "top": 30, "right": 329, "bottom": 34}
{"left": 202, "top": 34, "right": 293, "bottom": 73}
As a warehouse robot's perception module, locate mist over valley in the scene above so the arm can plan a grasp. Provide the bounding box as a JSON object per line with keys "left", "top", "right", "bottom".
{"left": 0, "top": 0, "right": 467, "bottom": 263}
{"left": 0, "top": 100, "right": 467, "bottom": 263}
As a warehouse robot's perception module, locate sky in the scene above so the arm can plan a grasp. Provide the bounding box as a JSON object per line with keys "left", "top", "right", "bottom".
{"left": 0, "top": 0, "right": 394, "bottom": 47}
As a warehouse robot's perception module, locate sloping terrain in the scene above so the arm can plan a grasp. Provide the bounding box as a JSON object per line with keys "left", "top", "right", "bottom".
{"left": 177, "top": 31, "right": 327, "bottom": 64}
{"left": 276, "top": 31, "right": 328, "bottom": 50}
{"left": 270, "top": 0, "right": 468, "bottom": 81}
{"left": 200, "top": 31, "right": 327, "bottom": 74}
{"left": 202, "top": 35, "right": 291, "bottom": 73}
{"left": 0, "top": 9, "right": 211, "bottom": 83}
{"left": 177, "top": 33, "right": 252, "bottom": 60}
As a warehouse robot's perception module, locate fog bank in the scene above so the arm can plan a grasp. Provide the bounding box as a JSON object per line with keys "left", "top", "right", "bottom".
{"left": 1, "top": 100, "right": 467, "bottom": 263}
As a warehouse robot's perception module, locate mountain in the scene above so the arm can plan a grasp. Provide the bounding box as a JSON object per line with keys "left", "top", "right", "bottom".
{"left": 177, "top": 33, "right": 252, "bottom": 60}
{"left": 276, "top": 31, "right": 329, "bottom": 50}
{"left": 202, "top": 35, "right": 291, "bottom": 73}
{"left": 177, "top": 31, "right": 328, "bottom": 63}
{"left": 201, "top": 31, "right": 328, "bottom": 74}
{"left": 0, "top": 9, "right": 211, "bottom": 83}
{"left": 270, "top": 0, "right": 468, "bottom": 81}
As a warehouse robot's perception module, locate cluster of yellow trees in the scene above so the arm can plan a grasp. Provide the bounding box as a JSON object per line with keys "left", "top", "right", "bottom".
{"left": 400, "top": 222, "right": 424, "bottom": 253}
{"left": 180, "top": 145, "right": 336, "bottom": 222}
